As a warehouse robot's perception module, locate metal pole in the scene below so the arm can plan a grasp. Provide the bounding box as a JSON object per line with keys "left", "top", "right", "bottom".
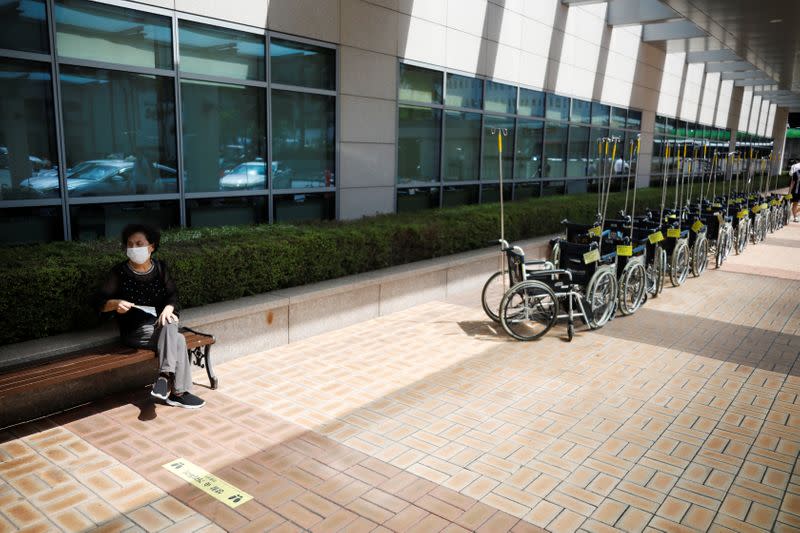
{"left": 491, "top": 127, "right": 509, "bottom": 291}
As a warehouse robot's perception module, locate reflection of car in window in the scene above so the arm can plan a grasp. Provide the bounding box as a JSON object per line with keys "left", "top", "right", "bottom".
{"left": 218, "top": 162, "right": 267, "bottom": 191}
{"left": 66, "top": 161, "right": 135, "bottom": 196}
{"left": 17, "top": 158, "right": 181, "bottom": 196}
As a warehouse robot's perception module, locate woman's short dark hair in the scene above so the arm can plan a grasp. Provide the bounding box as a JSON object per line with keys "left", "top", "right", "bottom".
{"left": 121, "top": 223, "right": 161, "bottom": 252}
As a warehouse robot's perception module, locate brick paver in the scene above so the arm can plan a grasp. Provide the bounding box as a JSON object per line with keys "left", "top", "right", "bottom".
{"left": 1, "top": 223, "right": 800, "bottom": 532}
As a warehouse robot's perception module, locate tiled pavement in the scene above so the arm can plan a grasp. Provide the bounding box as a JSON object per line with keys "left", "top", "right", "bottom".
{"left": 2, "top": 223, "right": 800, "bottom": 532}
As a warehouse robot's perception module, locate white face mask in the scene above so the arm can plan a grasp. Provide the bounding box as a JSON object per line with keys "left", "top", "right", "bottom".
{"left": 127, "top": 246, "right": 151, "bottom": 265}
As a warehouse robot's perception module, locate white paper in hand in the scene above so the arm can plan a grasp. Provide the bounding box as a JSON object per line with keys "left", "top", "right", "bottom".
{"left": 134, "top": 305, "right": 158, "bottom": 317}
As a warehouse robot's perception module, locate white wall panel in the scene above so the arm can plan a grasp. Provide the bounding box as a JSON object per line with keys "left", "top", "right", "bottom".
{"left": 738, "top": 87, "right": 753, "bottom": 132}
{"left": 698, "top": 72, "right": 719, "bottom": 126}
{"left": 679, "top": 62, "right": 704, "bottom": 122}
{"left": 657, "top": 52, "right": 685, "bottom": 116}
{"left": 715, "top": 80, "right": 733, "bottom": 128}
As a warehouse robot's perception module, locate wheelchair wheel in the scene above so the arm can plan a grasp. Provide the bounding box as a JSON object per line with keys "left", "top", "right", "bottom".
{"left": 567, "top": 322, "right": 574, "bottom": 342}
{"left": 619, "top": 261, "right": 647, "bottom": 316}
{"left": 670, "top": 240, "right": 690, "bottom": 287}
{"left": 723, "top": 225, "right": 734, "bottom": 259}
{"left": 586, "top": 268, "right": 618, "bottom": 328}
{"left": 481, "top": 270, "right": 508, "bottom": 323}
{"left": 715, "top": 232, "right": 726, "bottom": 269}
{"left": 735, "top": 222, "right": 747, "bottom": 254}
{"left": 499, "top": 280, "right": 558, "bottom": 341}
{"left": 655, "top": 246, "right": 666, "bottom": 296}
{"left": 692, "top": 236, "right": 709, "bottom": 277}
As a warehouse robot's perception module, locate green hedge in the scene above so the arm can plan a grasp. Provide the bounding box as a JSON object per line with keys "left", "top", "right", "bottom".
{"left": 0, "top": 178, "right": 790, "bottom": 346}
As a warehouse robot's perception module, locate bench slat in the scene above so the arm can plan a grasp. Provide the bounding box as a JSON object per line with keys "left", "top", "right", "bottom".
{"left": 0, "top": 349, "right": 148, "bottom": 388}
{"left": 0, "top": 354, "right": 158, "bottom": 399}
{"left": 0, "top": 351, "right": 155, "bottom": 389}
{"left": 0, "top": 331, "right": 214, "bottom": 399}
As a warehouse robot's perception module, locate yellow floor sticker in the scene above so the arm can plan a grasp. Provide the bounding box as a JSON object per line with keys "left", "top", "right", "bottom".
{"left": 163, "top": 458, "right": 253, "bottom": 508}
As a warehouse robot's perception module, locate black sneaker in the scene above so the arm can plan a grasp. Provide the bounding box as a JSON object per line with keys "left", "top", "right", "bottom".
{"left": 151, "top": 376, "right": 169, "bottom": 400}
{"left": 165, "top": 392, "right": 205, "bottom": 409}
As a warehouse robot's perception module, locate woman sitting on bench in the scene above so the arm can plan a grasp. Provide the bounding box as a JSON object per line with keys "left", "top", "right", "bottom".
{"left": 95, "top": 223, "right": 205, "bottom": 409}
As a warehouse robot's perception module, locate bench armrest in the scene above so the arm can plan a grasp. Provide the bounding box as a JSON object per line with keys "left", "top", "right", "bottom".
{"left": 180, "top": 326, "right": 215, "bottom": 342}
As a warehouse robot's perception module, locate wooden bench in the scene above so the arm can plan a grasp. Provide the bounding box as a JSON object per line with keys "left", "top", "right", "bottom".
{"left": 0, "top": 327, "right": 217, "bottom": 401}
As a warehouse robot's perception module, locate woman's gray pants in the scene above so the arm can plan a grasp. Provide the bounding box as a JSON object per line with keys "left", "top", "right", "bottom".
{"left": 123, "top": 321, "right": 192, "bottom": 394}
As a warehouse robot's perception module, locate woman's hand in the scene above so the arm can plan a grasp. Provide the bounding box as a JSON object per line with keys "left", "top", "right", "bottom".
{"left": 112, "top": 299, "right": 133, "bottom": 314}
{"left": 159, "top": 304, "right": 178, "bottom": 326}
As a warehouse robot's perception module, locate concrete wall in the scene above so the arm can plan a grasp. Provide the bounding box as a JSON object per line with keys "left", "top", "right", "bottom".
{"left": 124, "top": 0, "right": 788, "bottom": 220}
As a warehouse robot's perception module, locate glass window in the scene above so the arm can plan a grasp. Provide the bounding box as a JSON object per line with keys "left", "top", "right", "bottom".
{"left": 610, "top": 131, "right": 628, "bottom": 176}
{"left": 627, "top": 110, "right": 642, "bottom": 130}
{"left": 665, "top": 117, "right": 677, "bottom": 136}
{"left": 567, "top": 125, "right": 589, "bottom": 177}
{"left": 442, "top": 184, "right": 478, "bottom": 207}
{"left": 179, "top": 21, "right": 265, "bottom": 81}
{"left": 544, "top": 122, "right": 567, "bottom": 177}
{"left": 271, "top": 90, "right": 335, "bottom": 189}
{"left": 55, "top": 0, "right": 172, "bottom": 69}
{"left": 480, "top": 183, "right": 511, "bottom": 203}
{"left": 515, "top": 119, "right": 543, "bottom": 180}
{"left": 591, "top": 103, "right": 609, "bottom": 126}
{"left": 651, "top": 137, "right": 665, "bottom": 175}
{"left": 482, "top": 116, "right": 513, "bottom": 181}
{"left": 485, "top": 81, "right": 516, "bottom": 114}
{"left": 270, "top": 38, "right": 335, "bottom": 90}
{"left": 519, "top": 88, "right": 544, "bottom": 117}
{"left": 398, "top": 63, "right": 442, "bottom": 104}
{"left": 60, "top": 66, "right": 177, "bottom": 197}
{"left": 542, "top": 180, "right": 565, "bottom": 196}
{"left": 654, "top": 115, "right": 665, "bottom": 135}
{"left": 611, "top": 107, "right": 627, "bottom": 129}
{"left": 571, "top": 99, "right": 591, "bottom": 124}
{"left": 397, "top": 187, "right": 439, "bottom": 213}
{"left": 0, "top": 206, "right": 62, "bottom": 244}
{"left": 273, "top": 192, "right": 334, "bottom": 222}
{"left": 187, "top": 196, "right": 267, "bottom": 228}
{"left": 0, "top": 0, "right": 48, "bottom": 53}
{"left": 546, "top": 94, "right": 569, "bottom": 121}
{"left": 0, "top": 59, "right": 59, "bottom": 200}
{"left": 181, "top": 80, "right": 266, "bottom": 193}
{"left": 625, "top": 132, "right": 639, "bottom": 176}
{"left": 446, "top": 74, "right": 482, "bottom": 109}
{"left": 588, "top": 128, "right": 608, "bottom": 178}
{"left": 70, "top": 200, "right": 178, "bottom": 241}
{"left": 514, "top": 181, "right": 539, "bottom": 200}
{"left": 566, "top": 180, "right": 588, "bottom": 194}
{"left": 398, "top": 105, "right": 440, "bottom": 184}
{"left": 443, "top": 110, "right": 480, "bottom": 181}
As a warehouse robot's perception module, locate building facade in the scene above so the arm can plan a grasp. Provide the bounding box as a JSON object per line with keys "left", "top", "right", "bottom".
{"left": 0, "top": 0, "right": 785, "bottom": 243}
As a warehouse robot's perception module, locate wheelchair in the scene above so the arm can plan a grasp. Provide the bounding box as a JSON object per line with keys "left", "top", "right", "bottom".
{"left": 603, "top": 217, "right": 653, "bottom": 313}
{"left": 658, "top": 212, "right": 691, "bottom": 286}
{"left": 481, "top": 240, "right": 554, "bottom": 324}
{"left": 748, "top": 195, "right": 768, "bottom": 245}
{"left": 485, "top": 229, "right": 618, "bottom": 342}
{"left": 697, "top": 200, "right": 733, "bottom": 268}
{"left": 727, "top": 198, "right": 750, "bottom": 255}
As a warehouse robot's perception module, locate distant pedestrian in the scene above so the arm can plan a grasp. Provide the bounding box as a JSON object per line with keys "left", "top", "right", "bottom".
{"left": 790, "top": 162, "right": 800, "bottom": 222}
